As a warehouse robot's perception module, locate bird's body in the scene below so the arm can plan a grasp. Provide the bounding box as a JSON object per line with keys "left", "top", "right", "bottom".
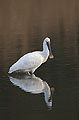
{"left": 8, "top": 37, "right": 54, "bottom": 74}
{"left": 9, "top": 51, "right": 45, "bottom": 73}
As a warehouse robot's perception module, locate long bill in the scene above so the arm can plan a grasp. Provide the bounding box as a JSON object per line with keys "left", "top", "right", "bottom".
{"left": 47, "top": 42, "right": 54, "bottom": 59}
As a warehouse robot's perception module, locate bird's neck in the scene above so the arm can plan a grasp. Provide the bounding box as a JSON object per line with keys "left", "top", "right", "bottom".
{"left": 42, "top": 43, "right": 49, "bottom": 63}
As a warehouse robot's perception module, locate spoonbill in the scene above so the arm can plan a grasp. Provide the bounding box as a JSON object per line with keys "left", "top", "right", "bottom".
{"left": 8, "top": 37, "right": 54, "bottom": 74}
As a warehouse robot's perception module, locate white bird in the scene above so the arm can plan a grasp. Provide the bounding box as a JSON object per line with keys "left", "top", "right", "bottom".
{"left": 8, "top": 37, "right": 54, "bottom": 74}
{"left": 9, "top": 74, "right": 54, "bottom": 108}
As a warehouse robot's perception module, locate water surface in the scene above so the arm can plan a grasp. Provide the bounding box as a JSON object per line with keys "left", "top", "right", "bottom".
{"left": 0, "top": 0, "right": 79, "bottom": 120}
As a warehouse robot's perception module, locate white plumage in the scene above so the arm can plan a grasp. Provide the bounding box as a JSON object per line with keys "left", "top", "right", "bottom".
{"left": 8, "top": 37, "right": 54, "bottom": 74}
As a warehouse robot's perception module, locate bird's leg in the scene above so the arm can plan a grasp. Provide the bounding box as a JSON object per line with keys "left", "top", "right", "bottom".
{"left": 26, "top": 71, "right": 33, "bottom": 76}
{"left": 26, "top": 72, "right": 30, "bottom": 75}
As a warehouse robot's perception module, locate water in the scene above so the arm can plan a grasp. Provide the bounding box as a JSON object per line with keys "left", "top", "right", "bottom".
{"left": 0, "top": 0, "right": 79, "bottom": 120}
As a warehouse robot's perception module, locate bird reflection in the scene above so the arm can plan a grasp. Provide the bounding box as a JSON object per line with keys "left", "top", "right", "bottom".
{"left": 9, "top": 74, "right": 54, "bottom": 109}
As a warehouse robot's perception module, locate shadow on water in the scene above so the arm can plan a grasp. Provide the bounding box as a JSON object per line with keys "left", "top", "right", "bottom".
{"left": 9, "top": 74, "right": 54, "bottom": 110}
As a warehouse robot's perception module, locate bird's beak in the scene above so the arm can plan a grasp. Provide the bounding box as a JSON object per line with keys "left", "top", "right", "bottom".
{"left": 47, "top": 42, "right": 54, "bottom": 59}
{"left": 49, "top": 55, "right": 54, "bottom": 59}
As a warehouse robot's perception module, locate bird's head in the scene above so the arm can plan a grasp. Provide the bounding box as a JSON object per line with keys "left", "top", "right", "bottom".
{"left": 44, "top": 37, "right": 54, "bottom": 59}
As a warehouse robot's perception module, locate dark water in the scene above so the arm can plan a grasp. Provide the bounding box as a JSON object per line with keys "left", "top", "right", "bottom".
{"left": 0, "top": 0, "right": 79, "bottom": 120}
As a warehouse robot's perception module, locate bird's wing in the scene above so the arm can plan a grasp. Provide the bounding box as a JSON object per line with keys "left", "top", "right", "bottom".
{"left": 16, "top": 51, "right": 43, "bottom": 70}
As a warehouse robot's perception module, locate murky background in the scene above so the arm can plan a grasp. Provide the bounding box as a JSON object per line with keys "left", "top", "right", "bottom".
{"left": 0, "top": 0, "right": 79, "bottom": 120}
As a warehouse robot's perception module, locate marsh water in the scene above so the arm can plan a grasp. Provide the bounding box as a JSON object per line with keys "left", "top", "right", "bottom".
{"left": 0, "top": 0, "right": 79, "bottom": 120}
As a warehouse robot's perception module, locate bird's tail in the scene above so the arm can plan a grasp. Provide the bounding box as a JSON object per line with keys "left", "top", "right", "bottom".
{"left": 8, "top": 65, "right": 14, "bottom": 73}
{"left": 8, "top": 69, "right": 12, "bottom": 74}
{"left": 8, "top": 63, "right": 18, "bottom": 74}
